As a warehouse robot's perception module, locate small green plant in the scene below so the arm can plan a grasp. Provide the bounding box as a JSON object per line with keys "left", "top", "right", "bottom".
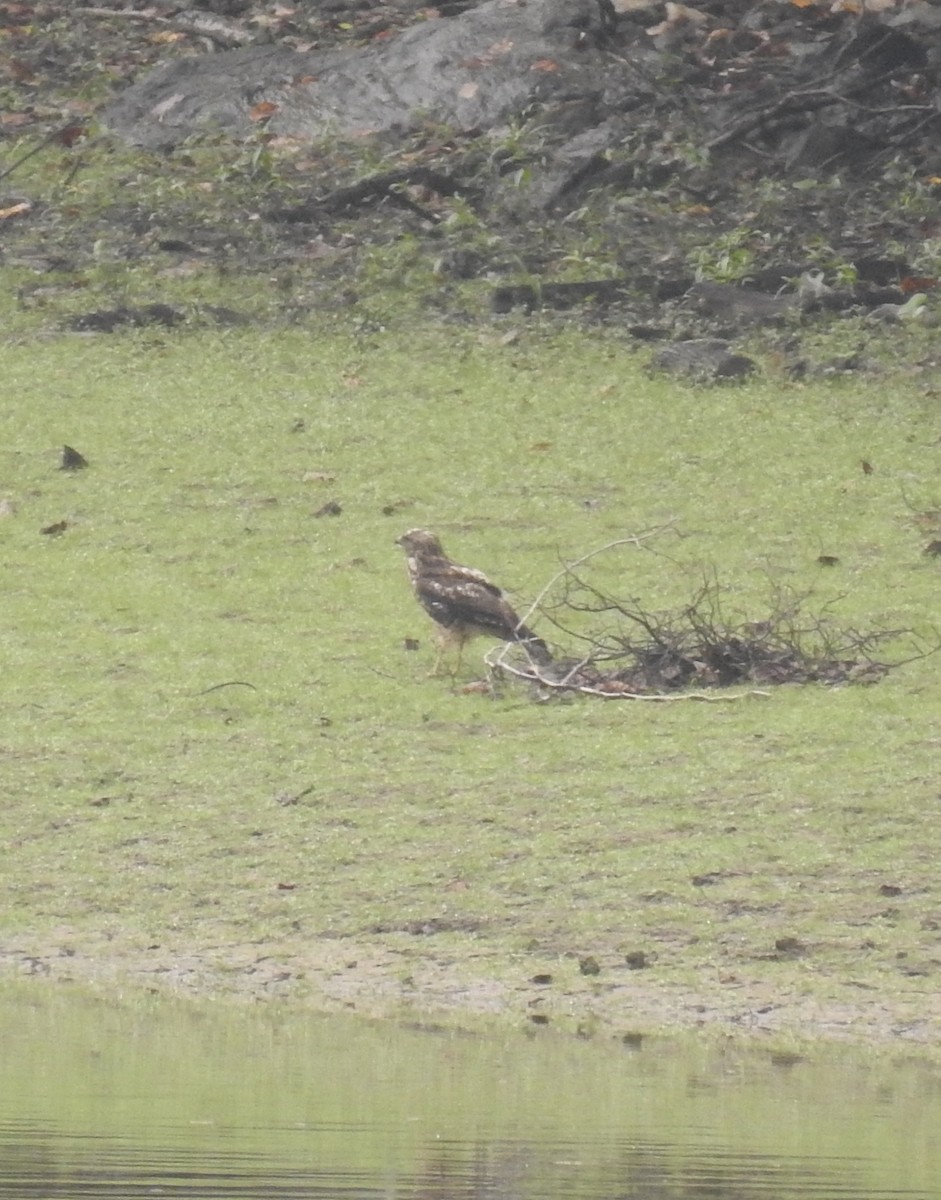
{"left": 689, "top": 227, "right": 760, "bottom": 281}
{"left": 441, "top": 196, "right": 485, "bottom": 232}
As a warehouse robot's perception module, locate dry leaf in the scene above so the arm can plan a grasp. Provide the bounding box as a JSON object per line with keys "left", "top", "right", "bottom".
{"left": 0, "top": 201, "right": 30, "bottom": 220}
{"left": 149, "top": 30, "right": 187, "bottom": 43}
{"left": 648, "top": 2, "right": 709, "bottom": 35}
{"left": 249, "top": 100, "right": 279, "bottom": 123}
{"left": 462, "top": 37, "right": 514, "bottom": 70}
{"left": 530, "top": 58, "right": 559, "bottom": 72}
{"left": 52, "top": 124, "right": 86, "bottom": 147}
{"left": 458, "top": 81, "right": 479, "bottom": 99}
{"left": 8, "top": 58, "right": 37, "bottom": 82}
{"left": 901, "top": 276, "right": 938, "bottom": 294}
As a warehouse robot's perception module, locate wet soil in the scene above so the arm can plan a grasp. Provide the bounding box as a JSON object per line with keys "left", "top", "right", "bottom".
{"left": 4, "top": 0, "right": 941, "bottom": 347}
{"left": 3, "top": 925, "right": 941, "bottom": 1048}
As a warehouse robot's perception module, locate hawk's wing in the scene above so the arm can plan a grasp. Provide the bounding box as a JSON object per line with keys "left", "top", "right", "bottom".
{"left": 415, "top": 563, "right": 521, "bottom": 638}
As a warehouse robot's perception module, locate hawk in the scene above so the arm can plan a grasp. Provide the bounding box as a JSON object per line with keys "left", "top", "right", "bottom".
{"left": 396, "top": 528, "right": 551, "bottom": 675}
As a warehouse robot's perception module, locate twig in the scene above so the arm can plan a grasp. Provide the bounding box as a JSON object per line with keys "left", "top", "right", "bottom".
{"left": 485, "top": 644, "right": 769, "bottom": 701}
{"left": 195, "top": 680, "right": 258, "bottom": 695}
{"left": 708, "top": 89, "right": 841, "bottom": 151}
{"left": 707, "top": 68, "right": 901, "bottom": 153}
{"left": 883, "top": 110, "right": 941, "bottom": 153}
{"left": 577, "top": 686, "right": 769, "bottom": 702}
{"left": 73, "top": 7, "right": 168, "bottom": 18}
{"left": 0, "top": 122, "right": 85, "bottom": 185}
{"left": 514, "top": 523, "right": 679, "bottom": 634}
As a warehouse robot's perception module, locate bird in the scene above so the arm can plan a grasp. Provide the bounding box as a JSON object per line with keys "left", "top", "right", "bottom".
{"left": 396, "top": 528, "right": 551, "bottom": 676}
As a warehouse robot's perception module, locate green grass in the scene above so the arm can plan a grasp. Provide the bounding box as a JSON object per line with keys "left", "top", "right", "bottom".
{"left": 1, "top": 321, "right": 940, "bottom": 1040}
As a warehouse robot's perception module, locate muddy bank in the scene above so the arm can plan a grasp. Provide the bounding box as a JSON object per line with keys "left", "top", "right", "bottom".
{"left": 3, "top": 930, "right": 939, "bottom": 1049}
{"left": 4, "top": 0, "right": 941, "bottom": 351}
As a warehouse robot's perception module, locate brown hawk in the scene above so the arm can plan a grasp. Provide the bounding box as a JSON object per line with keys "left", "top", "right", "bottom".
{"left": 396, "top": 528, "right": 551, "bottom": 675}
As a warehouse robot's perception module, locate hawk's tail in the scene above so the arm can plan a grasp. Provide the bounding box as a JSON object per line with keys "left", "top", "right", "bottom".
{"left": 514, "top": 626, "right": 552, "bottom": 666}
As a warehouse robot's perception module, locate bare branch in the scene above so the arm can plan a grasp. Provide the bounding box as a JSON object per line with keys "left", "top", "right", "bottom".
{"left": 514, "top": 522, "right": 680, "bottom": 637}
{"left": 483, "top": 536, "right": 935, "bottom": 701}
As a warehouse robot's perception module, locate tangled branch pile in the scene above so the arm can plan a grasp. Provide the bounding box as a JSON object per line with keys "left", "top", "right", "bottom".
{"left": 488, "top": 540, "right": 932, "bottom": 701}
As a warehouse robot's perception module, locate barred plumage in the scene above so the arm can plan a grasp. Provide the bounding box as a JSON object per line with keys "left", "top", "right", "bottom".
{"left": 396, "top": 529, "right": 550, "bottom": 675}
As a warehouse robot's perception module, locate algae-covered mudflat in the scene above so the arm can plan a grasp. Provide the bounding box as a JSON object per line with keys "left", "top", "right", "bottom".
{"left": 2, "top": 322, "right": 940, "bottom": 1047}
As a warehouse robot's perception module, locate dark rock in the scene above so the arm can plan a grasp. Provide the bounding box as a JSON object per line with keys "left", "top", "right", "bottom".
{"left": 773, "top": 936, "right": 806, "bottom": 956}
{"left": 527, "top": 118, "right": 633, "bottom": 210}
{"left": 683, "top": 281, "right": 796, "bottom": 325}
{"left": 650, "top": 338, "right": 757, "bottom": 382}
{"left": 67, "top": 304, "right": 185, "bottom": 332}
{"left": 103, "top": 0, "right": 612, "bottom": 150}
{"left": 60, "top": 445, "right": 88, "bottom": 471}
{"left": 268, "top": 167, "right": 470, "bottom": 223}
{"left": 784, "top": 120, "right": 880, "bottom": 174}
{"left": 491, "top": 278, "right": 632, "bottom": 313}
{"left": 199, "top": 305, "right": 252, "bottom": 326}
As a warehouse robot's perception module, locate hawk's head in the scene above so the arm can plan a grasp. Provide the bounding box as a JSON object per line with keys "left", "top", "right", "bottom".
{"left": 396, "top": 529, "right": 445, "bottom": 558}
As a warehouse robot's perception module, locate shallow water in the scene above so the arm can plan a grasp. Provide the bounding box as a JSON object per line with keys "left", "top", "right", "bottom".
{"left": 1, "top": 984, "right": 938, "bottom": 1199}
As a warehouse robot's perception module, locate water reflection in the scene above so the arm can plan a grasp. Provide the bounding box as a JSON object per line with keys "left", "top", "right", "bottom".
{"left": 1, "top": 985, "right": 938, "bottom": 1200}
{"left": 0, "top": 1130, "right": 889, "bottom": 1200}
